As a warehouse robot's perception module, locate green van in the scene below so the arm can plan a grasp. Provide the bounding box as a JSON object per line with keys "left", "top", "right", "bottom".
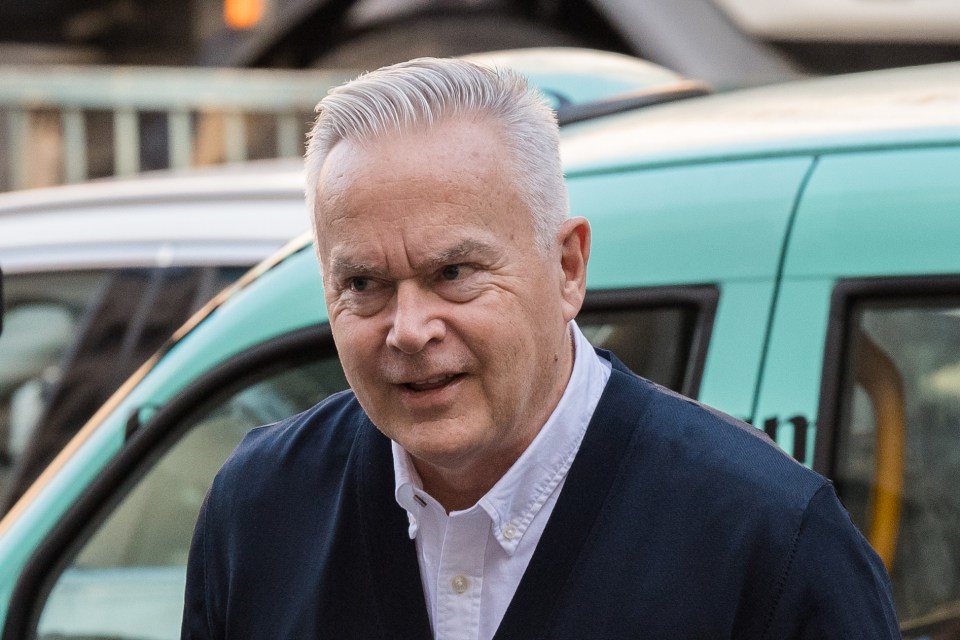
{"left": 0, "top": 59, "right": 959, "bottom": 640}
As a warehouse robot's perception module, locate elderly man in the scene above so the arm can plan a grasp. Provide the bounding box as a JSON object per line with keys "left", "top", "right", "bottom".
{"left": 182, "top": 58, "right": 899, "bottom": 639}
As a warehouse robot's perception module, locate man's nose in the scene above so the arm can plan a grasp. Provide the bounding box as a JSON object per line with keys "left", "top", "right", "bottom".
{"left": 386, "top": 281, "right": 445, "bottom": 354}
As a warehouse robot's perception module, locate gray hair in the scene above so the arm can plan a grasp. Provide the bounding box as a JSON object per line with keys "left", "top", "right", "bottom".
{"left": 304, "top": 57, "right": 568, "bottom": 252}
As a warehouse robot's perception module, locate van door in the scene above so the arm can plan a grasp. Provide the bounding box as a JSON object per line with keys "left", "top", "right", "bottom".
{"left": 569, "top": 156, "right": 815, "bottom": 421}
{"left": 754, "top": 146, "right": 960, "bottom": 638}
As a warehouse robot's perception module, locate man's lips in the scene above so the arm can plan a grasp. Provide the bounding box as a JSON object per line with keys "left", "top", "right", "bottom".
{"left": 401, "top": 373, "right": 464, "bottom": 392}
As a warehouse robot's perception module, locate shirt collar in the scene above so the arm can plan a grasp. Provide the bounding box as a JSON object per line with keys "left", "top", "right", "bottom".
{"left": 393, "top": 321, "right": 612, "bottom": 553}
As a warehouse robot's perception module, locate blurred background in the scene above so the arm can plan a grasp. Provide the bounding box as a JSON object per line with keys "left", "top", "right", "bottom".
{"left": 2, "top": 0, "right": 960, "bottom": 192}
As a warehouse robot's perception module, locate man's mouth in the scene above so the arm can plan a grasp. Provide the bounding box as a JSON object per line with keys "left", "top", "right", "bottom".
{"left": 403, "top": 373, "right": 463, "bottom": 392}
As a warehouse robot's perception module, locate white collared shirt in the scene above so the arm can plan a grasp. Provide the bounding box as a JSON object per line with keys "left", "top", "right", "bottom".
{"left": 393, "top": 321, "right": 611, "bottom": 640}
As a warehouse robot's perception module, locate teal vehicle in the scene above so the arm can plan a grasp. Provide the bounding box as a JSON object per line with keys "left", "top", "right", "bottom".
{"left": 1, "top": 59, "right": 959, "bottom": 640}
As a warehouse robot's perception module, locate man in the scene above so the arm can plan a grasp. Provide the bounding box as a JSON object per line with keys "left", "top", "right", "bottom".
{"left": 182, "top": 58, "right": 900, "bottom": 639}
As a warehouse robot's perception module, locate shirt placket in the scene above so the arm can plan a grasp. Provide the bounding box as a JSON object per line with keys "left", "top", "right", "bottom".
{"left": 433, "top": 508, "right": 489, "bottom": 640}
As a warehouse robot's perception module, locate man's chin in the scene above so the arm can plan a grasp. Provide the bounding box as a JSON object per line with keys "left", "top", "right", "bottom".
{"left": 385, "top": 422, "right": 489, "bottom": 464}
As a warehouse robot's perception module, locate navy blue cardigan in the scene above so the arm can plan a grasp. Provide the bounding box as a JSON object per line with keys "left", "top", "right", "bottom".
{"left": 182, "top": 354, "right": 900, "bottom": 639}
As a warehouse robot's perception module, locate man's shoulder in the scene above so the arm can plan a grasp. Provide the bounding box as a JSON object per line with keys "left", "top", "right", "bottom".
{"left": 562, "top": 365, "right": 896, "bottom": 637}
{"left": 240, "top": 388, "right": 365, "bottom": 453}
{"left": 604, "top": 367, "right": 828, "bottom": 511}
{"left": 210, "top": 389, "right": 372, "bottom": 505}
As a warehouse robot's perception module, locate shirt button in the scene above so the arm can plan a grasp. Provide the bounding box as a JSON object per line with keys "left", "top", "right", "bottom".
{"left": 503, "top": 523, "right": 517, "bottom": 540}
{"left": 451, "top": 575, "right": 470, "bottom": 594}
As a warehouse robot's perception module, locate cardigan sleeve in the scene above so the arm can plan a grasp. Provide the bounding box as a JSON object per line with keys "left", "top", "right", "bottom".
{"left": 761, "top": 483, "right": 902, "bottom": 639}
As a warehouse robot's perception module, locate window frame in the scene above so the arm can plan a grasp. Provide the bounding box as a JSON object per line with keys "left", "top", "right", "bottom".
{"left": 582, "top": 285, "right": 718, "bottom": 399}
{"left": 814, "top": 274, "right": 960, "bottom": 638}
{"left": 2, "top": 284, "right": 719, "bottom": 639}
{"left": 813, "top": 274, "right": 960, "bottom": 478}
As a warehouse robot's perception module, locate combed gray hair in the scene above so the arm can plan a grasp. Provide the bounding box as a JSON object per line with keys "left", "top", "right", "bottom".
{"left": 304, "top": 57, "right": 568, "bottom": 252}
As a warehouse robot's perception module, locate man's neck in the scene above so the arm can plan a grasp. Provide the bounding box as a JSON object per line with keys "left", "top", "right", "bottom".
{"left": 417, "top": 458, "right": 521, "bottom": 513}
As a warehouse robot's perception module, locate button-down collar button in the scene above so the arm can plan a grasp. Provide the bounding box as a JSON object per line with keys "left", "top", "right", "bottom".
{"left": 502, "top": 523, "right": 518, "bottom": 540}
{"left": 451, "top": 575, "right": 470, "bottom": 594}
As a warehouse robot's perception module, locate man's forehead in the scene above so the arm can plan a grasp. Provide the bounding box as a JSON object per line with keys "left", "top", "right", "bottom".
{"left": 317, "top": 153, "right": 491, "bottom": 218}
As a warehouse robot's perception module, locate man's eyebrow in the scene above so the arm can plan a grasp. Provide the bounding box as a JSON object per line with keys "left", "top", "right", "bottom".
{"left": 328, "top": 257, "right": 385, "bottom": 277}
{"left": 426, "top": 239, "right": 498, "bottom": 268}
{"left": 327, "top": 239, "right": 498, "bottom": 277}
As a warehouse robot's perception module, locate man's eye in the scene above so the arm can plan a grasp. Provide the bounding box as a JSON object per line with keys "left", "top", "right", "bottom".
{"left": 441, "top": 265, "right": 462, "bottom": 281}
{"left": 348, "top": 277, "right": 369, "bottom": 292}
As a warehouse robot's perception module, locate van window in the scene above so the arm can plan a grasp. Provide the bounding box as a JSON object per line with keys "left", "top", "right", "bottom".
{"left": 0, "top": 271, "right": 110, "bottom": 494}
{"left": 579, "top": 306, "right": 697, "bottom": 394}
{"left": 35, "top": 354, "right": 349, "bottom": 640}
{"left": 0, "top": 266, "right": 247, "bottom": 514}
{"left": 22, "top": 294, "right": 714, "bottom": 640}
{"left": 579, "top": 286, "right": 716, "bottom": 397}
{"left": 830, "top": 294, "right": 960, "bottom": 637}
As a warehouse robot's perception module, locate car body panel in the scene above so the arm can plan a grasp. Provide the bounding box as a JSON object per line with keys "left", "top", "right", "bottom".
{"left": 0, "top": 156, "right": 813, "bottom": 617}
{"left": 0, "top": 146, "right": 812, "bottom": 584}
{"left": 785, "top": 148, "right": 960, "bottom": 278}
{"left": 572, "top": 157, "right": 814, "bottom": 418}
{"left": 698, "top": 279, "right": 779, "bottom": 419}
{"left": 576, "top": 158, "right": 811, "bottom": 284}
{"left": 753, "top": 277, "right": 836, "bottom": 458}
{"left": 0, "top": 160, "right": 308, "bottom": 271}
{"left": 561, "top": 63, "right": 960, "bottom": 176}
{"left": 755, "top": 143, "right": 960, "bottom": 458}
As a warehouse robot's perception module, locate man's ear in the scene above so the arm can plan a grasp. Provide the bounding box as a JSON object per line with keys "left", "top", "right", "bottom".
{"left": 557, "top": 216, "right": 591, "bottom": 322}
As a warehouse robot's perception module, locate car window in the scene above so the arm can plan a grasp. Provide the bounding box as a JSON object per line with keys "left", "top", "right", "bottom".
{"left": 578, "top": 306, "right": 698, "bottom": 394}
{"left": 19, "top": 295, "right": 714, "bottom": 640}
{"left": 0, "top": 271, "right": 110, "bottom": 494}
{"left": 35, "top": 354, "right": 349, "bottom": 640}
{"left": 579, "top": 287, "right": 716, "bottom": 398}
{"left": 0, "top": 266, "right": 247, "bottom": 514}
{"left": 826, "top": 291, "right": 960, "bottom": 638}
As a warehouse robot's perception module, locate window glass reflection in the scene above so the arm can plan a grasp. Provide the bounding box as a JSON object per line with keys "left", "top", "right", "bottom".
{"left": 835, "top": 299, "right": 960, "bottom": 637}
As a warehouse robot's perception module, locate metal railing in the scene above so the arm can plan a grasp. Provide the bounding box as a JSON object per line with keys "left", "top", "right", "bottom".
{"left": 0, "top": 65, "right": 356, "bottom": 191}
